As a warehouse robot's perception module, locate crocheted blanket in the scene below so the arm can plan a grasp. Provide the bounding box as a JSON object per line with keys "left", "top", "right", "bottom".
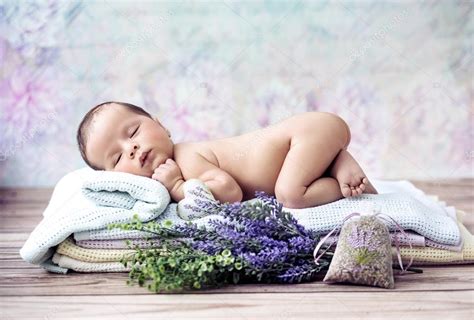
{"left": 75, "top": 192, "right": 461, "bottom": 246}
{"left": 76, "top": 231, "right": 464, "bottom": 252}
{"left": 20, "top": 167, "right": 461, "bottom": 270}
{"left": 19, "top": 168, "right": 170, "bottom": 264}
{"left": 75, "top": 194, "right": 463, "bottom": 252}
{"left": 52, "top": 210, "right": 474, "bottom": 273}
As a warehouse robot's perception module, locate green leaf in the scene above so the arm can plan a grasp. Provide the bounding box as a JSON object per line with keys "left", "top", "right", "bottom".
{"left": 169, "top": 259, "right": 176, "bottom": 268}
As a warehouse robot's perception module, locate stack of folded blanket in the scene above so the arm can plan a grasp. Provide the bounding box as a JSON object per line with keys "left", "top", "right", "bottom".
{"left": 20, "top": 167, "right": 474, "bottom": 274}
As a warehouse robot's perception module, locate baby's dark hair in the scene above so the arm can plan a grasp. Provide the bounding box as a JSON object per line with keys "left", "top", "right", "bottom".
{"left": 76, "top": 101, "right": 152, "bottom": 170}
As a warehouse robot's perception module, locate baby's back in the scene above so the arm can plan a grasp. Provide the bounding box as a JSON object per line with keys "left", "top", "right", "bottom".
{"left": 185, "top": 118, "right": 293, "bottom": 200}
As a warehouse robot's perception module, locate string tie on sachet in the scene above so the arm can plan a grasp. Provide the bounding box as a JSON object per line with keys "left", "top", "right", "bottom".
{"left": 313, "top": 211, "right": 415, "bottom": 274}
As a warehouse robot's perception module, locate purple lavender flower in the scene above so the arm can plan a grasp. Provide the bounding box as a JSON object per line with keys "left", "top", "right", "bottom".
{"left": 133, "top": 191, "right": 330, "bottom": 286}
{"left": 347, "top": 224, "right": 382, "bottom": 251}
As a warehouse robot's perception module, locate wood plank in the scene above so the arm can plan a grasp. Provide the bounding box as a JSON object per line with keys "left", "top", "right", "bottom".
{"left": 0, "top": 266, "right": 472, "bottom": 296}
{"left": 0, "top": 291, "right": 472, "bottom": 320}
{"left": 0, "top": 216, "right": 43, "bottom": 232}
{"left": 410, "top": 181, "right": 474, "bottom": 210}
{"left": 0, "top": 232, "right": 29, "bottom": 248}
{"left": 0, "top": 205, "right": 48, "bottom": 217}
{"left": 410, "top": 178, "right": 474, "bottom": 186}
{"left": 0, "top": 188, "right": 53, "bottom": 203}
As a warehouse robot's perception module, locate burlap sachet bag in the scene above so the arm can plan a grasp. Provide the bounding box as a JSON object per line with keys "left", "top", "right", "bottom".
{"left": 313, "top": 212, "right": 415, "bottom": 289}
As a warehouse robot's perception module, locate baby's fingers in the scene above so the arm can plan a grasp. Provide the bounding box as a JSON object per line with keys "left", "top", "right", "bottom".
{"left": 154, "top": 163, "right": 171, "bottom": 170}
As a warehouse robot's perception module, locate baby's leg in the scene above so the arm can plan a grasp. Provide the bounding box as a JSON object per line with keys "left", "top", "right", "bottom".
{"left": 274, "top": 113, "right": 350, "bottom": 208}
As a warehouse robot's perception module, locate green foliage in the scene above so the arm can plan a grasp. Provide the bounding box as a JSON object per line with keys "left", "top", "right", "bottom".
{"left": 120, "top": 243, "right": 246, "bottom": 293}
{"left": 354, "top": 247, "right": 380, "bottom": 266}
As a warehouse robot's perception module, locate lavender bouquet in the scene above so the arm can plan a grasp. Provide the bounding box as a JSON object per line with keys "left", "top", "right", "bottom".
{"left": 108, "top": 192, "right": 333, "bottom": 293}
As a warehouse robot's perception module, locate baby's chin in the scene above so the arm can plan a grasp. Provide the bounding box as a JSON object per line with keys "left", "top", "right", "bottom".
{"left": 114, "top": 168, "right": 153, "bottom": 178}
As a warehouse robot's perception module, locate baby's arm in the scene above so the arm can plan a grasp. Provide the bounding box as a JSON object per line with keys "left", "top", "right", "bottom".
{"left": 181, "top": 153, "right": 243, "bottom": 204}
{"left": 198, "top": 167, "right": 243, "bottom": 203}
{"left": 169, "top": 179, "right": 185, "bottom": 202}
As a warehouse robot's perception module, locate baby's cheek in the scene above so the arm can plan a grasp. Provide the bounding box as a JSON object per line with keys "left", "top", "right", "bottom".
{"left": 137, "top": 166, "right": 153, "bottom": 178}
{"left": 145, "top": 168, "right": 154, "bottom": 178}
{"left": 116, "top": 162, "right": 144, "bottom": 177}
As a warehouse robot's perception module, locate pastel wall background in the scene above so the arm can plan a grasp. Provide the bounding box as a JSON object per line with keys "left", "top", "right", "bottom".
{"left": 0, "top": 0, "right": 472, "bottom": 187}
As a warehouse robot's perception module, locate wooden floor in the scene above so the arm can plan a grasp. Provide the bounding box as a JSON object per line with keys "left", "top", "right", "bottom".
{"left": 1, "top": 180, "right": 473, "bottom": 319}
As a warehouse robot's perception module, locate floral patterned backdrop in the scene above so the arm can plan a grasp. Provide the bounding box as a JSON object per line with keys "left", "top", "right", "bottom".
{"left": 0, "top": 0, "right": 472, "bottom": 187}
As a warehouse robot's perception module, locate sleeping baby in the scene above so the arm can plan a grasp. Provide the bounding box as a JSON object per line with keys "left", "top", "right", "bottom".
{"left": 77, "top": 101, "right": 377, "bottom": 209}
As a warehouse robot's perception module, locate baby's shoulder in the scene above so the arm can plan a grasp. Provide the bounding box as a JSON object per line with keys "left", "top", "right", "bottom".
{"left": 174, "top": 141, "right": 219, "bottom": 166}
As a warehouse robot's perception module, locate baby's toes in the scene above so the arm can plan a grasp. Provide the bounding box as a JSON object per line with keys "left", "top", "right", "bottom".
{"left": 341, "top": 184, "right": 352, "bottom": 197}
{"left": 350, "top": 186, "right": 358, "bottom": 197}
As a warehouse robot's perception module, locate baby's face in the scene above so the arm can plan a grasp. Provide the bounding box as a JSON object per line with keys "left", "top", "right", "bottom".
{"left": 85, "top": 103, "right": 173, "bottom": 177}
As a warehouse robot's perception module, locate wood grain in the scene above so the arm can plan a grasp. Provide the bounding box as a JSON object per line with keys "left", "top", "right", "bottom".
{"left": 0, "top": 180, "right": 473, "bottom": 319}
{"left": 1, "top": 291, "right": 472, "bottom": 320}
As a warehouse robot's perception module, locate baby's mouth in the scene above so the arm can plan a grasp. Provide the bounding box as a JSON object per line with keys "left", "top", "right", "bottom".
{"left": 140, "top": 150, "right": 150, "bottom": 167}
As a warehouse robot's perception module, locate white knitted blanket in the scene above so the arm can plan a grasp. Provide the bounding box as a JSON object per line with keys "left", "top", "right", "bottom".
{"left": 20, "top": 167, "right": 461, "bottom": 270}
{"left": 75, "top": 193, "right": 461, "bottom": 246}
{"left": 19, "top": 168, "right": 170, "bottom": 264}
{"left": 74, "top": 175, "right": 460, "bottom": 246}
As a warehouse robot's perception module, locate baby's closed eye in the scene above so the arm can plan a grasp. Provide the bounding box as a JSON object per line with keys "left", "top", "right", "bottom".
{"left": 114, "top": 125, "right": 141, "bottom": 167}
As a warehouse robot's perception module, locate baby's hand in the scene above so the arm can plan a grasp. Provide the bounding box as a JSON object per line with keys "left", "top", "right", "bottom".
{"left": 152, "top": 159, "right": 184, "bottom": 192}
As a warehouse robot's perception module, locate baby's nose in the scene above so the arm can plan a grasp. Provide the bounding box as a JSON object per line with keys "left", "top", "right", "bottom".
{"left": 129, "top": 145, "right": 138, "bottom": 157}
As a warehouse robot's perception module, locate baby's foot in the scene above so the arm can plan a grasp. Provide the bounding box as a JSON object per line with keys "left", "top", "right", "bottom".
{"left": 328, "top": 150, "right": 378, "bottom": 197}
